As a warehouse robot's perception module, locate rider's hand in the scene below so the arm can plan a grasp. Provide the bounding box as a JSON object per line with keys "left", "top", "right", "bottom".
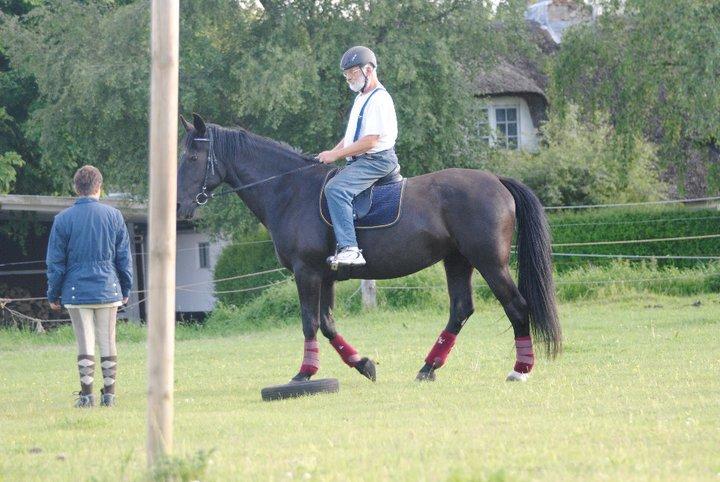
{"left": 317, "top": 150, "right": 338, "bottom": 164}
{"left": 49, "top": 301, "right": 61, "bottom": 311}
{"left": 122, "top": 297, "right": 129, "bottom": 305}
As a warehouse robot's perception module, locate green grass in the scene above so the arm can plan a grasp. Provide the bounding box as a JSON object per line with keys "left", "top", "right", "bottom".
{"left": 1, "top": 294, "right": 719, "bottom": 481}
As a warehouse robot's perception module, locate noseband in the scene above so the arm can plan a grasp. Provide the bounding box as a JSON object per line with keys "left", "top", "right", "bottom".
{"left": 191, "top": 128, "right": 322, "bottom": 206}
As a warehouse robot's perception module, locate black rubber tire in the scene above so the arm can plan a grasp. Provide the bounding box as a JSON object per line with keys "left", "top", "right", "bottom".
{"left": 261, "top": 378, "right": 340, "bottom": 401}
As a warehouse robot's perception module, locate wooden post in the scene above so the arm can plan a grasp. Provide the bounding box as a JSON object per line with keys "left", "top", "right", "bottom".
{"left": 147, "top": 0, "right": 179, "bottom": 467}
{"left": 361, "top": 279, "right": 377, "bottom": 309}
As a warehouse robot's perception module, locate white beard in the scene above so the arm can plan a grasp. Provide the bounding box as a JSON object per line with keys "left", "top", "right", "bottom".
{"left": 348, "top": 78, "right": 365, "bottom": 92}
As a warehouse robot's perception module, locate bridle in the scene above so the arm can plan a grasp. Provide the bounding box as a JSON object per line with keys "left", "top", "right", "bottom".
{"left": 192, "top": 129, "right": 218, "bottom": 205}
{"left": 191, "top": 129, "right": 323, "bottom": 206}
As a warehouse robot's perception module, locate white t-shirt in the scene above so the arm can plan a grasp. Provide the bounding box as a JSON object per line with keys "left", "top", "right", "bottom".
{"left": 342, "top": 84, "right": 398, "bottom": 157}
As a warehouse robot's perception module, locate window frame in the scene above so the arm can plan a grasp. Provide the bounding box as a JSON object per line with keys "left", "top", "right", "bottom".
{"left": 492, "top": 105, "right": 520, "bottom": 150}
{"left": 198, "top": 241, "right": 210, "bottom": 269}
{"left": 477, "top": 102, "right": 521, "bottom": 150}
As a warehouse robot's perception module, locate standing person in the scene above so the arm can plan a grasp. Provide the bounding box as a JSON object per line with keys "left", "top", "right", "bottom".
{"left": 46, "top": 165, "right": 133, "bottom": 408}
{"left": 317, "top": 45, "right": 399, "bottom": 267}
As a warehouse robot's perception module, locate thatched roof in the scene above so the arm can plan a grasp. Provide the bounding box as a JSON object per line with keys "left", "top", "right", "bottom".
{"left": 474, "top": 60, "right": 546, "bottom": 98}
{"left": 474, "top": 20, "right": 557, "bottom": 100}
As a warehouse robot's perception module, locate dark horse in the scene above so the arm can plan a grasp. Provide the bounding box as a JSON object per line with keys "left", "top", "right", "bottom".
{"left": 177, "top": 114, "right": 561, "bottom": 383}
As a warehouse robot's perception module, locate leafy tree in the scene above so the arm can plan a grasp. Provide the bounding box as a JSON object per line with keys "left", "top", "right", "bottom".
{"left": 2, "top": 0, "right": 152, "bottom": 193}
{"left": 551, "top": 0, "right": 720, "bottom": 197}
{"left": 0, "top": 146, "right": 24, "bottom": 193}
{"left": 0, "top": 0, "right": 42, "bottom": 194}
{"left": 1, "top": 0, "right": 536, "bottom": 239}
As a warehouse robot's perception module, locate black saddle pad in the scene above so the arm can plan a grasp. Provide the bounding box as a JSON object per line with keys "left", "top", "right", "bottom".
{"left": 320, "top": 169, "right": 406, "bottom": 229}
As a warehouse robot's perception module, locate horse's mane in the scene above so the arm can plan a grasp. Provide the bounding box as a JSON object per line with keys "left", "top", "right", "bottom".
{"left": 194, "top": 124, "right": 316, "bottom": 166}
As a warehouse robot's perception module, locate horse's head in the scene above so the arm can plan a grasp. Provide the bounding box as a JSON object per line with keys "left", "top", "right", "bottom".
{"left": 177, "top": 113, "right": 223, "bottom": 220}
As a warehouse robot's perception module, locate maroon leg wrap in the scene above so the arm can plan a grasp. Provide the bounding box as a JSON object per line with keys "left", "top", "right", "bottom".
{"left": 514, "top": 336, "right": 535, "bottom": 374}
{"left": 424, "top": 330, "right": 457, "bottom": 368}
{"left": 300, "top": 339, "right": 320, "bottom": 375}
{"left": 330, "top": 334, "right": 361, "bottom": 367}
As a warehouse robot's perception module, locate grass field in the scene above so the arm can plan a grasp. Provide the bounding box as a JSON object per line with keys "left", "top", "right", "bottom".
{"left": 1, "top": 293, "right": 719, "bottom": 481}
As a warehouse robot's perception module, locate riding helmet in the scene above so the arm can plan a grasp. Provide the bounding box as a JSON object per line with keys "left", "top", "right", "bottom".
{"left": 340, "top": 46, "right": 377, "bottom": 71}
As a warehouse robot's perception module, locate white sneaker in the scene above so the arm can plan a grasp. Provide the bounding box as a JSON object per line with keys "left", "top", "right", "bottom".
{"left": 327, "top": 246, "right": 366, "bottom": 268}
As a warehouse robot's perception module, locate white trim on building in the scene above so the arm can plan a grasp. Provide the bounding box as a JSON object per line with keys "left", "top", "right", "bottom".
{"left": 478, "top": 96, "right": 540, "bottom": 152}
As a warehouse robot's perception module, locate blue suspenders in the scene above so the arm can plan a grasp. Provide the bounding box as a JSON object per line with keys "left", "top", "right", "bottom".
{"left": 352, "top": 87, "right": 385, "bottom": 142}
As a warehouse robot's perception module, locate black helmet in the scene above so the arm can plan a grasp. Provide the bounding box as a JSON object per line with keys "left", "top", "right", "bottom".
{"left": 340, "top": 46, "right": 377, "bottom": 71}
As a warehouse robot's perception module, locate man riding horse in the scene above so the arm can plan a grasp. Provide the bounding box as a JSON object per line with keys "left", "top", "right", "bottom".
{"left": 318, "top": 46, "right": 399, "bottom": 268}
{"left": 176, "top": 45, "right": 561, "bottom": 386}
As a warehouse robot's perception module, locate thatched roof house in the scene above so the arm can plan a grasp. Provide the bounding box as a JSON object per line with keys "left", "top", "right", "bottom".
{"left": 474, "top": 1, "right": 591, "bottom": 151}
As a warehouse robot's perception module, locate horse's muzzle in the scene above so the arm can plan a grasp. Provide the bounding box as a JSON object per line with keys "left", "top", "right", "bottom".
{"left": 177, "top": 202, "right": 197, "bottom": 220}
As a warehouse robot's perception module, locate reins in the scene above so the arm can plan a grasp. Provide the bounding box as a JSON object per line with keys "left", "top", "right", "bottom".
{"left": 193, "top": 130, "right": 323, "bottom": 205}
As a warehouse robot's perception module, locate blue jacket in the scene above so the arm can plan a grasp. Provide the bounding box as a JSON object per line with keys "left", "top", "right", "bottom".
{"left": 46, "top": 197, "right": 133, "bottom": 305}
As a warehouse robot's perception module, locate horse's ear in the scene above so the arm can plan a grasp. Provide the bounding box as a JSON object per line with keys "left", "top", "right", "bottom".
{"left": 180, "top": 114, "right": 192, "bottom": 133}
{"left": 192, "top": 113, "right": 206, "bottom": 136}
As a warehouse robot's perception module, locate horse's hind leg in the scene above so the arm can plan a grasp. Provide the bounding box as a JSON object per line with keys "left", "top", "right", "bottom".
{"left": 416, "top": 252, "right": 474, "bottom": 382}
{"left": 318, "top": 278, "right": 376, "bottom": 382}
{"left": 475, "top": 263, "right": 534, "bottom": 382}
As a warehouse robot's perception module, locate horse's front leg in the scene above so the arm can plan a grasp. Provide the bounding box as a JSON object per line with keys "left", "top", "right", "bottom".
{"left": 319, "top": 278, "right": 376, "bottom": 382}
{"left": 290, "top": 267, "right": 323, "bottom": 382}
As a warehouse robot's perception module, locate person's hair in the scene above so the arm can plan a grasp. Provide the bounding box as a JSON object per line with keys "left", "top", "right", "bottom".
{"left": 73, "top": 165, "right": 103, "bottom": 196}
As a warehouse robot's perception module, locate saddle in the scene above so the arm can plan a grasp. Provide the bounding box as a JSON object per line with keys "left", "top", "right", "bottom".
{"left": 320, "top": 166, "right": 406, "bottom": 229}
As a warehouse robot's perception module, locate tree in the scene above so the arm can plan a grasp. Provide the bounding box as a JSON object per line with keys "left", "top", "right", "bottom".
{"left": 1, "top": 0, "right": 533, "bottom": 239}
{"left": 0, "top": 0, "right": 42, "bottom": 194}
{"left": 551, "top": 0, "right": 720, "bottom": 197}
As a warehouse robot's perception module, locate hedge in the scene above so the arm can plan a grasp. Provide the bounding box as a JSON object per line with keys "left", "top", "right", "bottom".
{"left": 213, "top": 230, "right": 289, "bottom": 307}
{"left": 205, "top": 260, "right": 720, "bottom": 332}
{"left": 213, "top": 205, "right": 719, "bottom": 309}
{"left": 547, "top": 206, "right": 720, "bottom": 271}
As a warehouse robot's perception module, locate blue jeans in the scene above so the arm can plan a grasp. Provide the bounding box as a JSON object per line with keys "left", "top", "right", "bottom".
{"left": 325, "top": 149, "right": 399, "bottom": 249}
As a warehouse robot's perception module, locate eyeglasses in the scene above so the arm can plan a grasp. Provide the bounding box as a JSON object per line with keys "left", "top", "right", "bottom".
{"left": 342, "top": 67, "right": 362, "bottom": 80}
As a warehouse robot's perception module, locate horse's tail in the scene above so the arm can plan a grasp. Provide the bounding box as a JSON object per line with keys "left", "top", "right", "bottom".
{"left": 499, "top": 177, "right": 562, "bottom": 358}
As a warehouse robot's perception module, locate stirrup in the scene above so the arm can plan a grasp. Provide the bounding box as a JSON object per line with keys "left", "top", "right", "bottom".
{"left": 327, "top": 246, "right": 340, "bottom": 271}
{"left": 327, "top": 247, "right": 366, "bottom": 270}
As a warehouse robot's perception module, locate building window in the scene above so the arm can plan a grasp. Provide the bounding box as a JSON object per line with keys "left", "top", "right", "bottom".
{"left": 494, "top": 107, "right": 519, "bottom": 149}
{"left": 477, "top": 107, "right": 491, "bottom": 145}
{"left": 198, "top": 242, "right": 210, "bottom": 269}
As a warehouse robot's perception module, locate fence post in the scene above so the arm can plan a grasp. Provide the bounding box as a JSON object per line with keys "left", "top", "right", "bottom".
{"left": 361, "top": 279, "right": 377, "bottom": 309}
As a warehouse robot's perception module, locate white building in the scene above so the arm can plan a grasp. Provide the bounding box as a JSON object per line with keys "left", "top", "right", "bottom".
{"left": 0, "top": 194, "right": 228, "bottom": 323}
{"left": 475, "top": 1, "right": 592, "bottom": 151}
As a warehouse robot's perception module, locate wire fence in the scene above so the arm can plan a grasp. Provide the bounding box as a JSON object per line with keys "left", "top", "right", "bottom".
{"left": 3, "top": 231, "right": 718, "bottom": 274}
{"left": 1, "top": 196, "right": 718, "bottom": 330}
{"left": 544, "top": 195, "right": 720, "bottom": 210}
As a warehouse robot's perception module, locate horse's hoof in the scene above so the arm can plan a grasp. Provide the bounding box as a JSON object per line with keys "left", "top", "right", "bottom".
{"left": 290, "top": 372, "right": 312, "bottom": 383}
{"left": 415, "top": 365, "right": 436, "bottom": 382}
{"left": 505, "top": 370, "right": 529, "bottom": 382}
{"left": 355, "top": 357, "right": 376, "bottom": 382}
{"left": 415, "top": 371, "right": 436, "bottom": 382}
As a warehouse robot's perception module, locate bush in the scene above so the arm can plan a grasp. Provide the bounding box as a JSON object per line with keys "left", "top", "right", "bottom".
{"left": 212, "top": 229, "right": 289, "bottom": 307}
{"left": 489, "top": 104, "right": 666, "bottom": 207}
